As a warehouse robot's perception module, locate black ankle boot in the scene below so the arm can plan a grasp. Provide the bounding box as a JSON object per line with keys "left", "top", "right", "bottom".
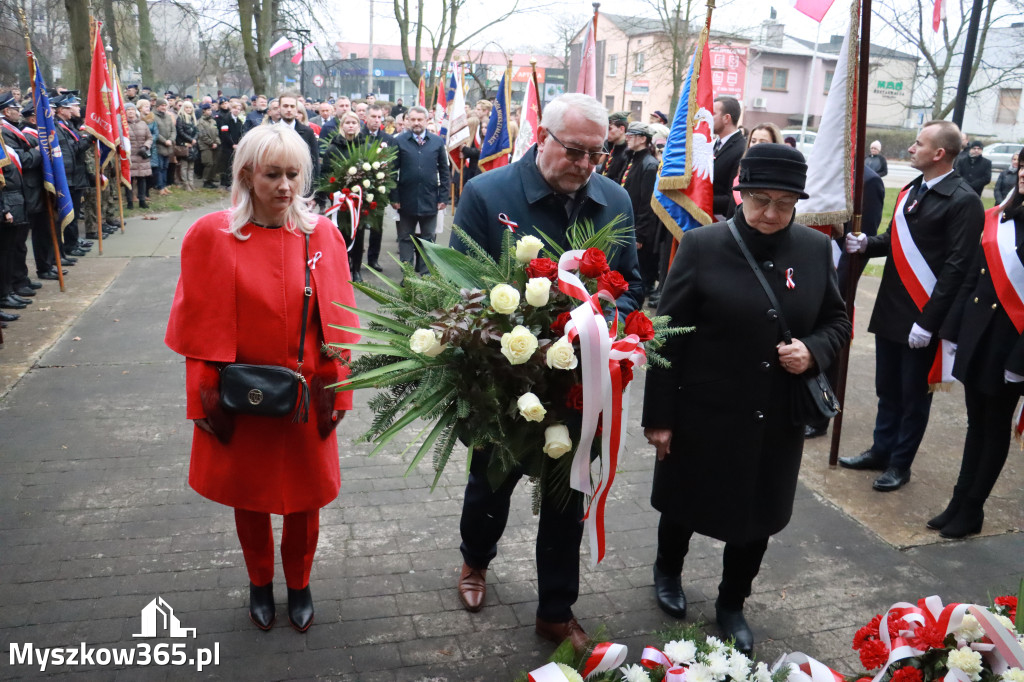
{"left": 287, "top": 586, "right": 314, "bottom": 632}
{"left": 653, "top": 565, "right": 687, "bottom": 619}
{"left": 248, "top": 582, "right": 275, "bottom": 630}
{"left": 927, "top": 486, "right": 965, "bottom": 530}
{"left": 939, "top": 503, "right": 984, "bottom": 539}
{"left": 716, "top": 599, "right": 754, "bottom": 655}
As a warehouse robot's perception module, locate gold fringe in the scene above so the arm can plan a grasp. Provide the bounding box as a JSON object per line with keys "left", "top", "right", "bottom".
{"left": 928, "top": 382, "right": 953, "bottom": 393}
{"left": 652, "top": 201, "right": 684, "bottom": 242}
{"left": 796, "top": 210, "right": 850, "bottom": 227}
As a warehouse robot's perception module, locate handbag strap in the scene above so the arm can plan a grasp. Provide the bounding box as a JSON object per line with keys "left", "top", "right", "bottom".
{"left": 727, "top": 218, "right": 793, "bottom": 344}
{"left": 297, "top": 233, "right": 312, "bottom": 371}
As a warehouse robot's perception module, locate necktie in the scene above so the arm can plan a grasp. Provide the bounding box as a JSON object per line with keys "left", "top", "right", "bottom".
{"left": 417, "top": 135, "right": 425, "bottom": 146}
{"left": 714, "top": 139, "right": 722, "bottom": 155}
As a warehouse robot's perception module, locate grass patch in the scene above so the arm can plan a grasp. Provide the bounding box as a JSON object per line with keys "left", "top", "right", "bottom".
{"left": 878, "top": 186, "right": 901, "bottom": 235}
{"left": 120, "top": 185, "right": 228, "bottom": 217}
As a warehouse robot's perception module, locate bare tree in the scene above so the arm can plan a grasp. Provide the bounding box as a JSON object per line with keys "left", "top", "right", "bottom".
{"left": 63, "top": 0, "right": 90, "bottom": 91}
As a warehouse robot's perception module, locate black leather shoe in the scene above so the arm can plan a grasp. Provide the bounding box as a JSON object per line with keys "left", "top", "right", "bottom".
{"left": 69, "top": 248, "right": 88, "bottom": 257}
{"left": 38, "top": 271, "right": 60, "bottom": 281}
{"left": 653, "top": 565, "right": 687, "bottom": 619}
{"left": 716, "top": 601, "right": 754, "bottom": 655}
{"left": 873, "top": 467, "right": 911, "bottom": 492}
{"left": 939, "top": 506, "right": 984, "bottom": 539}
{"left": 839, "top": 449, "right": 888, "bottom": 471}
{"left": 10, "top": 294, "right": 32, "bottom": 305}
{"left": 0, "top": 296, "right": 27, "bottom": 309}
{"left": 27, "top": 281, "right": 42, "bottom": 289}
{"left": 61, "top": 257, "right": 76, "bottom": 266}
{"left": 804, "top": 423, "right": 828, "bottom": 438}
{"left": 351, "top": 269, "right": 363, "bottom": 283}
{"left": 78, "top": 240, "right": 93, "bottom": 248}
{"left": 0, "top": 311, "right": 19, "bottom": 322}
{"left": 14, "top": 287, "right": 36, "bottom": 297}
{"left": 248, "top": 582, "right": 275, "bottom": 631}
{"left": 287, "top": 586, "right": 314, "bottom": 632}
{"left": 927, "top": 498, "right": 962, "bottom": 530}
{"left": 367, "top": 260, "right": 382, "bottom": 272}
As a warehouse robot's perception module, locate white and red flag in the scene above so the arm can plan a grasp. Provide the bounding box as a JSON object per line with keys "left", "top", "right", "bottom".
{"left": 512, "top": 73, "right": 540, "bottom": 162}
{"left": 110, "top": 68, "right": 132, "bottom": 188}
{"left": 790, "top": 0, "right": 836, "bottom": 22}
{"left": 269, "top": 37, "right": 293, "bottom": 57}
{"left": 445, "top": 67, "right": 469, "bottom": 168}
{"left": 82, "top": 22, "right": 117, "bottom": 152}
{"left": 576, "top": 8, "right": 598, "bottom": 96}
{"left": 291, "top": 42, "right": 314, "bottom": 65}
{"left": 933, "top": 0, "right": 946, "bottom": 31}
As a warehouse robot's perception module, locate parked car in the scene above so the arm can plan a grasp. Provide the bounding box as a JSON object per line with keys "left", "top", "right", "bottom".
{"left": 984, "top": 142, "right": 1021, "bottom": 171}
{"left": 779, "top": 129, "right": 817, "bottom": 155}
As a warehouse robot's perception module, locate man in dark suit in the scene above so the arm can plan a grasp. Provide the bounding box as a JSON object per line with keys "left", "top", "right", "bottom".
{"left": 954, "top": 140, "right": 992, "bottom": 196}
{"left": 363, "top": 104, "right": 393, "bottom": 272}
{"left": 712, "top": 96, "right": 746, "bottom": 219}
{"left": 842, "top": 120, "right": 985, "bottom": 491}
{"left": 391, "top": 106, "right": 450, "bottom": 275}
{"left": 217, "top": 99, "right": 244, "bottom": 187}
{"left": 277, "top": 93, "right": 319, "bottom": 179}
{"left": 449, "top": 93, "right": 642, "bottom": 655}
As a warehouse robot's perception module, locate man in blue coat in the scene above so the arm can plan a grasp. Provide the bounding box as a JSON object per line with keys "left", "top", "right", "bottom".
{"left": 449, "top": 93, "right": 642, "bottom": 654}
{"left": 391, "top": 106, "right": 450, "bottom": 274}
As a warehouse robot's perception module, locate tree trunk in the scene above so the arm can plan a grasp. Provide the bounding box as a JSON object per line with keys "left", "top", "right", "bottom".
{"left": 238, "top": 0, "right": 270, "bottom": 95}
{"left": 135, "top": 0, "right": 154, "bottom": 87}
{"left": 64, "top": 0, "right": 91, "bottom": 92}
{"left": 100, "top": 0, "right": 120, "bottom": 71}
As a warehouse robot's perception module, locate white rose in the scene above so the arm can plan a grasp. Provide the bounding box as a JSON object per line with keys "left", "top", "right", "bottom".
{"left": 619, "top": 665, "right": 652, "bottom": 682}
{"left": 543, "top": 424, "right": 572, "bottom": 459}
{"left": 948, "top": 647, "right": 984, "bottom": 681}
{"left": 489, "top": 283, "right": 521, "bottom": 314}
{"left": 366, "top": 193, "right": 374, "bottom": 202}
{"left": 409, "top": 328, "right": 446, "bottom": 357}
{"left": 376, "top": 171, "right": 385, "bottom": 179}
{"left": 362, "top": 179, "right": 372, "bottom": 188}
{"left": 1002, "top": 669, "right": 1024, "bottom": 682}
{"left": 546, "top": 336, "right": 578, "bottom": 370}
{"left": 664, "top": 639, "right": 697, "bottom": 665}
{"left": 515, "top": 235, "right": 544, "bottom": 263}
{"left": 372, "top": 161, "right": 381, "bottom": 169}
{"left": 517, "top": 392, "right": 547, "bottom": 422}
{"left": 362, "top": 162, "right": 371, "bottom": 171}
{"left": 524, "top": 277, "right": 551, "bottom": 307}
{"left": 347, "top": 166, "right": 357, "bottom": 175}
{"left": 500, "top": 325, "right": 538, "bottom": 365}
{"left": 378, "top": 185, "right": 386, "bottom": 193}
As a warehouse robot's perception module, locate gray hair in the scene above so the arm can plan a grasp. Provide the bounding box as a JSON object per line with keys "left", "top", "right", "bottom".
{"left": 540, "top": 93, "right": 608, "bottom": 136}
{"left": 406, "top": 105, "right": 429, "bottom": 117}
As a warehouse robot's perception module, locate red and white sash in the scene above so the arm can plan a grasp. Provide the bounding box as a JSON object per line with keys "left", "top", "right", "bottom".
{"left": 889, "top": 186, "right": 954, "bottom": 387}
{"left": 3, "top": 144, "right": 21, "bottom": 173}
{"left": 57, "top": 120, "right": 80, "bottom": 142}
{"left": 2, "top": 119, "right": 29, "bottom": 145}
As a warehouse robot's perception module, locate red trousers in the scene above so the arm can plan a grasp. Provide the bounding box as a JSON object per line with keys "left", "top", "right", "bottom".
{"left": 233, "top": 508, "right": 319, "bottom": 589}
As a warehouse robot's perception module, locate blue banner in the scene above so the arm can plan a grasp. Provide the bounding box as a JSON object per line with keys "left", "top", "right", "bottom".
{"left": 33, "top": 65, "right": 75, "bottom": 230}
{"left": 479, "top": 69, "right": 511, "bottom": 170}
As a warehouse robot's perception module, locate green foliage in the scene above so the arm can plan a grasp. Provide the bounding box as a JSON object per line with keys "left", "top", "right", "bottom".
{"left": 319, "top": 137, "right": 398, "bottom": 224}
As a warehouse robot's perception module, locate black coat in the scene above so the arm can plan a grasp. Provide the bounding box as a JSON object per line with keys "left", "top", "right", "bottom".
{"left": 712, "top": 131, "right": 745, "bottom": 217}
{"left": 218, "top": 115, "right": 243, "bottom": 150}
{"left": 600, "top": 141, "right": 629, "bottom": 184}
{"left": 392, "top": 130, "right": 450, "bottom": 216}
{"left": 946, "top": 207, "right": 1024, "bottom": 396}
{"left": 865, "top": 153, "right": 888, "bottom": 177}
{"left": 289, "top": 121, "right": 320, "bottom": 179}
{"left": 865, "top": 171, "right": 985, "bottom": 343}
{"left": 994, "top": 167, "right": 1018, "bottom": 205}
{"left": 643, "top": 209, "right": 850, "bottom": 543}
{"left": 55, "top": 118, "right": 91, "bottom": 191}
{"left": 955, "top": 154, "right": 993, "bottom": 196}
{"left": 621, "top": 148, "right": 661, "bottom": 246}
{"left": 0, "top": 148, "right": 29, "bottom": 224}
{"left": 1, "top": 119, "right": 43, "bottom": 215}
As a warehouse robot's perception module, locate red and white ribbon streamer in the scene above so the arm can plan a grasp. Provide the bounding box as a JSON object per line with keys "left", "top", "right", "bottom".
{"left": 640, "top": 646, "right": 672, "bottom": 668}
{"left": 498, "top": 212, "right": 518, "bottom": 233}
{"left": 581, "top": 642, "right": 629, "bottom": 679}
{"left": 528, "top": 662, "right": 572, "bottom": 682}
{"left": 772, "top": 652, "right": 845, "bottom": 682}
{"left": 325, "top": 187, "right": 363, "bottom": 252}
{"left": 666, "top": 667, "right": 688, "bottom": 682}
{"left": 786, "top": 267, "right": 796, "bottom": 289}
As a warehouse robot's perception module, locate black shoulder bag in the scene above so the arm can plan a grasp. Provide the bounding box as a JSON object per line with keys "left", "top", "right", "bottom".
{"left": 219, "top": 233, "right": 312, "bottom": 423}
{"left": 727, "top": 219, "right": 840, "bottom": 426}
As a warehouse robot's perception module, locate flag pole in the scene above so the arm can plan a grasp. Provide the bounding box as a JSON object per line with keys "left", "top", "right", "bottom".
{"left": 798, "top": 22, "right": 822, "bottom": 154}
{"left": 829, "top": 0, "right": 872, "bottom": 468}
{"left": 17, "top": 8, "right": 66, "bottom": 291}
{"left": 530, "top": 57, "right": 542, "bottom": 121}
{"left": 106, "top": 42, "right": 126, "bottom": 234}
{"left": 90, "top": 19, "right": 105, "bottom": 255}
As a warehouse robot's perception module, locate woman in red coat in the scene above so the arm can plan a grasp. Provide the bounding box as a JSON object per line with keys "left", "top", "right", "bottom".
{"left": 165, "top": 124, "right": 359, "bottom": 632}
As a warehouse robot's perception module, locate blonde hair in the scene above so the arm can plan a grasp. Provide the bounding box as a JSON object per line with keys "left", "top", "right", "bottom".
{"left": 228, "top": 125, "right": 317, "bottom": 240}
{"left": 178, "top": 101, "right": 196, "bottom": 125}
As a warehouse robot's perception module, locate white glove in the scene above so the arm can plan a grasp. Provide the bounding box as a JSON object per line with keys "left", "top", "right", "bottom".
{"left": 908, "top": 323, "right": 932, "bottom": 349}
{"left": 845, "top": 232, "right": 868, "bottom": 253}
{"left": 1005, "top": 370, "right": 1024, "bottom": 383}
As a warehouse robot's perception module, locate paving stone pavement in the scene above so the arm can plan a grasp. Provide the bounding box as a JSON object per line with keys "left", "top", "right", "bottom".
{"left": 0, "top": 205, "right": 1022, "bottom": 681}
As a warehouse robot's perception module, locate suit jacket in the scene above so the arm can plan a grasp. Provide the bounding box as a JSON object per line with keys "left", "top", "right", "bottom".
{"left": 218, "top": 115, "right": 243, "bottom": 150}
{"left": 55, "top": 119, "right": 92, "bottom": 190}
{"left": 451, "top": 145, "right": 643, "bottom": 314}
{"left": 286, "top": 121, "right": 320, "bottom": 179}
{"left": 865, "top": 171, "right": 985, "bottom": 343}
{"left": 712, "top": 131, "right": 746, "bottom": 217}
{"left": 363, "top": 127, "right": 394, "bottom": 149}
{"left": 392, "top": 130, "right": 450, "bottom": 215}
{"left": 1, "top": 119, "right": 43, "bottom": 214}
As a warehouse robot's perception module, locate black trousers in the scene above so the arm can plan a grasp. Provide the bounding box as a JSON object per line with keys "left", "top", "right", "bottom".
{"left": 655, "top": 515, "right": 769, "bottom": 610}
{"left": 348, "top": 225, "right": 366, "bottom": 272}
{"left": 956, "top": 384, "right": 1019, "bottom": 503}
{"left": 459, "top": 449, "right": 584, "bottom": 623}
{"left": 397, "top": 212, "right": 437, "bottom": 275}
{"left": 872, "top": 335, "right": 937, "bottom": 471}
{"left": 29, "top": 212, "right": 56, "bottom": 278}
{"left": 64, "top": 190, "right": 83, "bottom": 252}
{"left": 0, "top": 223, "right": 23, "bottom": 297}
{"left": 10, "top": 222, "right": 31, "bottom": 290}
{"left": 366, "top": 225, "right": 383, "bottom": 266}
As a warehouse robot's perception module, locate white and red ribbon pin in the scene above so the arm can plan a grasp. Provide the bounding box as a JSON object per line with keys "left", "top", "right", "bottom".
{"left": 786, "top": 267, "right": 796, "bottom": 289}
{"left": 498, "top": 213, "right": 518, "bottom": 233}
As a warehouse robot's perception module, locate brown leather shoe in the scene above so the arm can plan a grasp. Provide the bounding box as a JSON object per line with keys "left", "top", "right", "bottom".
{"left": 457, "top": 563, "right": 486, "bottom": 612}
{"left": 535, "top": 616, "right": 589, "bottom": 654}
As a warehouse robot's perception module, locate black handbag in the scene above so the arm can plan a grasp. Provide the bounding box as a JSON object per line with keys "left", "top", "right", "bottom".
{"left": 219, "top": 234, "right": 312, "bottom": 423}
{"left": 727, "top": 219, "right": 841, "bottom": 426}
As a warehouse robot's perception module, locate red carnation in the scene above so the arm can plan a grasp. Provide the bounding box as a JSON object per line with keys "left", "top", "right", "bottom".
{"left": 908, "top": 624, "right": 945, "bottom": 651}
{"left": 598, "top": 271, "right": 629, "bottom": 299}
{"left": 891, "top": 667, "right": 923, "bottom": 682}
{"left": 619, "top": 359, "right": 634, "bottom": 387}
{"left": 566, "top": 384, "right": 584, "bottom": 411}
{"left": 579, "top": 248, "right": 610, "bottom": 278}
{"left": 852, "top": 626, "right": 874, "bottom": 651}
{"left": 527, "top": 257, "right": 559, "bottom": 281}
{"left": 995, "top": 595, "right": 1018, "bottom": 622}
{"left": 342, "top": 187, "right": 351, "bottom": 194}
{"left": 858, "top": 640, "right": 889, "bottom": 670}
{"left": 329, "top": 176, "right": 337, "bottom": 183}
{"left": 624, "top": 310, "right": 655, "bottom": 341}
{"left": 551, "top": 311, "right": 573, "bottom": 336}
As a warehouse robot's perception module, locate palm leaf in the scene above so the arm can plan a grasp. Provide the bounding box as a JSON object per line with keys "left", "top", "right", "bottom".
{"left": 337, "top": 342, "right": 414, "bottom": 357}
{"left": 368, "top": 386, "right": 456, "bottom": 456}
{"left": 416, "top": 239, "right": 494, "bottom": 290}
{"left": 331, "top": 304, "right": 415, "bottom": 334}
{"left": 334, "top": 358, "right": 420, "bottom": 387}
{"left": 406, "top": 406, "right": 457, "bottom": 475}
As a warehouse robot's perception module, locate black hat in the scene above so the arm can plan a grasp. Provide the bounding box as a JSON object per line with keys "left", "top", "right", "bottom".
{"left": 968, "top": 140, "right": 984, "bottom": 150}
{"left": 164, "top": 90, "right": 175, "bottom": 96}
{"left": 21, "top": 103, "right": 36, "bottom": 117}
{"left": 0, "top": 91, "right": 17, "bottom": 109}
{"left": 199, "top": 102, "right": 211, "bottom": 110}
{"left": 141, "top": 85, "right": 152, "bottom": 91}
{"left": 652, "top": 110, "right": 668, "bottom": 124}
{"left": 735, "top": 143, "right": 809, "bottom": 199}
{"left": 127, "top": 83, "right": 138, "bottom": 90}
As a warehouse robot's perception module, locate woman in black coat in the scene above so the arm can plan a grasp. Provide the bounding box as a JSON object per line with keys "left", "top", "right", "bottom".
{"left": 642, "top": 144, "right": 851, "bottom": 655}
{"left": 930, "top": 157, "right": 1024, "bottom": 538}
{"left": 993, "top": 152, "right": 1018, "bottom": 206}
{"left": 322, "top": 111, "right": 367, "bottom": 280}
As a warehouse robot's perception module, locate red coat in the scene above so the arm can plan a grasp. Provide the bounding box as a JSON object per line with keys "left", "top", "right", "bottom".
{"left": 165, "top": 211, "right": 360, "bottom": 513}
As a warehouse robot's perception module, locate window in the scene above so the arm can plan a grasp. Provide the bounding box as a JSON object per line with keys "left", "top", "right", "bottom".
{"left": 824, "top": 70, "right": 834, "bottom": 94}
{"left": 996, "top": 88, "right": 1021, "bottom": 125}
{"left": 634, "top": 52, "right": 645, "bottom": 74}
{"left": 629, "top": 100, "right": 643, "bottom": 121}
{"left": 605, "top": 96, "right": 615, "bottom": 110}
{"left": 761, "top": 67, "right": 788, "bottom": 91}
{"left": 608, "top": 54, "right": 618, "bottom": 76}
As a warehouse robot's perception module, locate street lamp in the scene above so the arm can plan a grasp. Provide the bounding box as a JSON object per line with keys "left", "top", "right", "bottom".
{"left": 293, "top": 27, "right": 311, "bottom": 95}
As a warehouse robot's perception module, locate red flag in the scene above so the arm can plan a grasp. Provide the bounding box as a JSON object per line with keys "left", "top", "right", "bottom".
{"left": 82, "top": 21, "right": 117, "bottom": 151}
{"left": 417, "top": 76, "right": 426, "bottom": 107}
{"left": 110, "top": 69, "right": 132, "bottom": 188}
{"left": 576, "top": 9, "right": 598, "bottom": 95}
{"left": 512, "top": 75, "right": 540, "bottom": 162}
{"left": 932, "top": 0, "right": 945, "bottom": 31}
{"left": 790, "top": 0, "right": 836, "bottom": 22}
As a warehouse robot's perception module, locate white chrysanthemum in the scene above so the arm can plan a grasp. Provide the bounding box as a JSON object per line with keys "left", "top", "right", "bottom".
{"left": 706, "top": 651, "right": 731, "bottom": 680}
{"left": 555, "top": 663, "right": 583, "bottom": 682}
{"left": 705, "top": 636, "right": 726, "bottom": 652}
{"left": 688, "top": 662, "right": 716, "bottom": 682}
{"left": 620, "top": 664, "right": 652, "bottom": 682}
{"left": 995, "top": 614, "right": 1016, "bottom": 632}
{"left": 664, "top": 639, "right": 698, "bottom": 665}
{"left": 728, "top": 652, "right": 753, "bottom": 680}
{"left": 947, "top": 646, "right": 983, "bottom": 681}
{"left": 957, "top": 615, "right": 985, "bottom": 642}
{"left": 1001, "top": 668, "right": 1024, "bottom": 682}
{"left": 749, "top": 661, "right": 773, "bottom": 682}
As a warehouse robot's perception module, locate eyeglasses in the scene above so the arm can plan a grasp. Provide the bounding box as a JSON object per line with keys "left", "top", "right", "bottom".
{"left": 743, "top": 191, "right": 799, "bottom": 213}
{"left": 547, "top": 130, "right": 608, "bottom": 165}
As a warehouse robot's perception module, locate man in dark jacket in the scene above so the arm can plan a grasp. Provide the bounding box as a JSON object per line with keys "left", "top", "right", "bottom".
{"left": 621, "top": 121, "right": 662, "bottom": 299}
{"left": 277, "top": 92, "right": 319, "bottom": 179}
{"left": 217, "top": 99, "right": 244, "bottom": 188}
{"left": 712, "top": 95, "right": 746, "bottom": 219}
{"left": 242, "top": 94, "right": 268, "bottom": 134}
{"left": 598, "top": 110, "right": 629, "bottom": 182}
{"left": 53, "top": 93, "right": 92, "bottom": 257}
{"left": 955, "top": 140, "right": 992, "bottom": 196}
{"left": 1, "top": 91, "right": 40, "bottom": 312}
{"left": 390, "top": 106, "right": 450, "bottom": 274}
{"left": 449, "top": 93, "right": 642, "bottom": 655}
{"left": 842, "top": 120, "right": 985, "bottom": 491}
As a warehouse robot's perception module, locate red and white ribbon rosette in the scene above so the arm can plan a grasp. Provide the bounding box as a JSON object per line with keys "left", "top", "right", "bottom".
{"left": 527, "top": 642, "right": 629, "bottom": 681}
{"left": 325, "top": 186, "right": 363, "bottom": 252}
{"left": 772, "top": 652, "right": 845, "bottom": 682}
{"left": 639, "top": 646, "right": 686, "bottom": 680}
{"left": 555, "top": 249, "right": 646, "bottom": 565}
